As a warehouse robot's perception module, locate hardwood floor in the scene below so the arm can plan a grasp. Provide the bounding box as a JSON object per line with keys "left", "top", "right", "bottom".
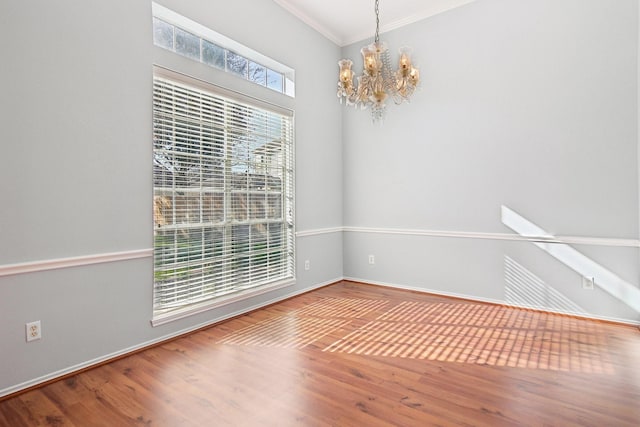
{"left": 1, "top": 281, "right": 639, "bottom": 426}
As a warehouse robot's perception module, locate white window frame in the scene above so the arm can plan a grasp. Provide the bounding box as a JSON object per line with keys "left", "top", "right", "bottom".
{"left": 151, "top": 66, "right": 295, "bottom": 326}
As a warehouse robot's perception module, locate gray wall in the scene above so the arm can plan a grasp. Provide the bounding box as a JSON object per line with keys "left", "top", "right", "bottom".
{"left": 1, "top": 0, "right": 639, "bottom": 397}
{"left": 343, "top": 0, "right": 640, "bottom": 322}
{"left": 0, "top": 0, "right": 342, "bottom": 396}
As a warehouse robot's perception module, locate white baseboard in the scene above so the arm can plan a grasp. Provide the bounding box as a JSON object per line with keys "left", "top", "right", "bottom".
{"left": 343, "top": 276, "right": 640, "bottom": 327}
{"left": 2, "top": 274, "right": 637, "bottom": 398}
{"left": 0, "top": 277, "right": 341, "bottom": 399}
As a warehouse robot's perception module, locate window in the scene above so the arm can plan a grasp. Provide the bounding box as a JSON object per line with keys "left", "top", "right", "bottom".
{"left": 152, "top": 69, "right": 295, "bottom": 323}
{"left": 151, "top": 2, "right": 295, "bottom": 97}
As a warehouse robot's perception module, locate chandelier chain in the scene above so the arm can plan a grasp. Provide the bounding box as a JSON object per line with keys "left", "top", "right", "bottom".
{"left": 374, "top": 0, "right": 380, "bottom": 43}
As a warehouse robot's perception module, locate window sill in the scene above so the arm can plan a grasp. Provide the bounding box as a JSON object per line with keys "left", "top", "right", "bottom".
{"left": 151, "top": 278, "right": 295, "bottom": 327}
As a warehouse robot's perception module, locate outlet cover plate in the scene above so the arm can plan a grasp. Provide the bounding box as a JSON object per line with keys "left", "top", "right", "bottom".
{"left": 582, "top": 277, "right": 594, "bottom": 290}
{"left": 26, "top": 321, "right": 41, "bottom": 342}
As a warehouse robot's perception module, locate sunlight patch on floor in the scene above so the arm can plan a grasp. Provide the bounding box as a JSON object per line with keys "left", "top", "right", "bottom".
{"left": 218, "top": 296, "right": 615, "bottom": 373}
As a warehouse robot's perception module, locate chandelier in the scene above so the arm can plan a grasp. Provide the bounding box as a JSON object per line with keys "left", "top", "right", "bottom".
{"left": 337, "top": 0, "right": 420, "bottom": 122}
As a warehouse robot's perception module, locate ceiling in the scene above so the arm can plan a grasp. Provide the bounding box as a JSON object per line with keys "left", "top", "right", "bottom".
{"left": 272, "top": 0, "right": 476, "bottom": 46}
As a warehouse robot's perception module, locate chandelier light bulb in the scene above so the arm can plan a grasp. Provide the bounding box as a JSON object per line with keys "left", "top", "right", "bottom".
{"left": 338, "top": 59, "right": 353, "bottom": 83}
{"left": 362, "top": 46, "right": 379, "bottom": 75}
{"left": 337, "top": 59, "right": 355, "bottom": 105}
{"left": 398, "top": 47, "right": 413, "bottom": 75}
{"left": 409, "top": 67, "right": 420, "bottom": 84}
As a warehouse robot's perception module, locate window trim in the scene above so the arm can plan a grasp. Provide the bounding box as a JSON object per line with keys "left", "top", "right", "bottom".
{"left": 151, "top": 66, "right": 296, "bottom": 326}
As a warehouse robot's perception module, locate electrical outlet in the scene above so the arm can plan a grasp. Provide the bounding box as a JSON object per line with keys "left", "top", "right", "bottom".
{"left": 368, "top": 255, "right": 375, "bottom": 265}
{"left": 304, "top": 260, "right": 310, "bottom": 270}
{"left": 26, "top": 321, "right": 41, "bottom": 342}
{"left": 582, "top": 277, "right": 595, "bottom": 290}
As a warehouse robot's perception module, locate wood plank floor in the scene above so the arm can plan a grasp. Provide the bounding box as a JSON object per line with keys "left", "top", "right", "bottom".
{"left": 1, "top": 281, "right": 639, "bottom": 426}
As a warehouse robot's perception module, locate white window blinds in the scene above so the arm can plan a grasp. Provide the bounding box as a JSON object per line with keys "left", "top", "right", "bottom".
{"left": 152, "top": 70, "right": 294, "bottom": 321}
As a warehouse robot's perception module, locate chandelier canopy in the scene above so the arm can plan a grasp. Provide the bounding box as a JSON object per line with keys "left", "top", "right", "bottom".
{"left": 337, "top": 0, "right": 420, "bottom": 122}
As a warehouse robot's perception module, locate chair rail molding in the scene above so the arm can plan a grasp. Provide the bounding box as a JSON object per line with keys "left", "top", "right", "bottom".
{"left": 0, "top": 249, "right": 153, "bottom": 278}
